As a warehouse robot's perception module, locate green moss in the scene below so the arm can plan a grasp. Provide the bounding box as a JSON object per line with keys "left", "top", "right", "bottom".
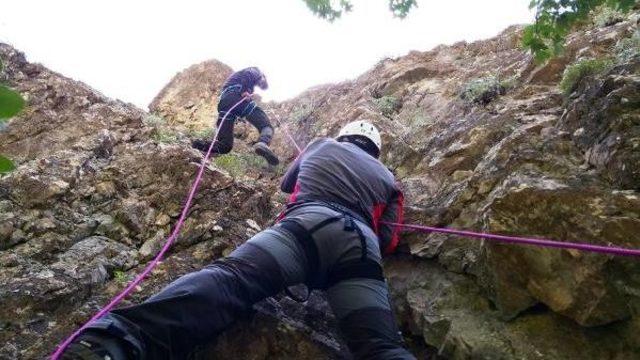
{"left": 152, "top": 129, "right": 179, "bottom": 143}
{"left": 374, "top": 96, "right": 400, "bottom": 117}
{"left": 559, "top": 58, "right": 613, "bottom": 96}
{"left": 188, "top": 127, "right": 214, "bottom": 140}
{"left": 144, "top": 114, "right": 179, "bottom": 143}
{"left": 213, "top": 153, "right": 266, "bottom": 177}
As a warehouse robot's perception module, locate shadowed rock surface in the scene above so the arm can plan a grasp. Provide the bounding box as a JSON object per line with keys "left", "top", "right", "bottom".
{"left": 1, "top": 10, "right": 640, "bottom": 360}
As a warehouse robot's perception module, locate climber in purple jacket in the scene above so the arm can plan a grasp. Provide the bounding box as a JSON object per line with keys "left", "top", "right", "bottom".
{"left": 192, "top": 67, "right": 279, "bottom": 165}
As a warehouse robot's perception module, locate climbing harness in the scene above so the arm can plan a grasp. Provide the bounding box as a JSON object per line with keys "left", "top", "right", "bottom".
{"left": 278, "top": 201, "right": 385, "bottom": 302}
{"left": 50, "top": 95, "right": 251, "bottom": 359}
{"left": 219, "top": 84, "right": 258, "bottom": 119}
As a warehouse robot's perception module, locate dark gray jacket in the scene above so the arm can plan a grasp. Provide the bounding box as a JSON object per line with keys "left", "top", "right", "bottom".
{"left": 280, "top": 138, "right": 404, "bottom": 254}
{"left": 222, "top": 67, "right": 264, "bottom": 94}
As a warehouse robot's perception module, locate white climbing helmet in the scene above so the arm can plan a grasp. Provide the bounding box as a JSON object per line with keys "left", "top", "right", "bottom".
{"left": 337, "top": 120, "right": 382, "bottom": 152}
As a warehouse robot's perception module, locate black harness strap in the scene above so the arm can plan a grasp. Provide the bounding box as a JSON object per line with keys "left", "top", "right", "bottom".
{"left": 279, "top": 213, "right": 385, "bottom": 301}
{"left": 279, "top": 216, "right": 342, "bottom": 288}
{"left": 327, "top": 259, "right": 384, "bottom": 289}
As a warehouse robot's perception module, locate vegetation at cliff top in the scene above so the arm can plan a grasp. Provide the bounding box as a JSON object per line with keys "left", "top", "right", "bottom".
{"left": 302, "top": 0, "right": 638, "bottom": 62}
{"left": 559, "top": 29, "right": 639, "bottom": 95}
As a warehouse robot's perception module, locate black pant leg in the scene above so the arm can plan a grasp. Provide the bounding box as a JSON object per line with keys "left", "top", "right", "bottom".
{"left": 211, "top": 111, "right": 235, "bottom": 154}
{"left": 89, "top": 242, "right": 285, "bottom": 359}
{"left": 211, "top": 91, "right": 247, "bottom": 154}
{"left": 327, "top": 279, "right": 415, "bottom": 360}
{"left": 244, "top": 106, "right": 274, "bottom": 145}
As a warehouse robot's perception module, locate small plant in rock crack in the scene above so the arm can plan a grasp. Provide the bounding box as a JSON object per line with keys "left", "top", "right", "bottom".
{"left": 214, "top": 153, "right": 265, "bottom": 177}
{"left": 144, "top": 114, "right": 180, "bottom": 143}
{"left": 152, "top": 129, "right": 179, "bottom": 143}
{"left": 374, "top": 96, "right": 400, "bottom": 117}
{"left": 143, "top": 114, "right": 166, "bottom": 127}
{"left": 188, "top": 127, "right": 215, "bottom": 140}
{"left": 113, "top": 270, "right": 128, "bottom": 284}
{"left": 460, "top": 75, "right": 514, "bottom": 105}
{"left": 559, "top": 58, "right": 613, "bottom": 96}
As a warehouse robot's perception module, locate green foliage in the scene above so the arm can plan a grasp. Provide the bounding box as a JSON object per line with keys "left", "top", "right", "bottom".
{"left": 302, "top": 0, "right": 417, "bottom": 21}
{"left": 559, "top": 58, "right": 612, "bottom": 95}
{"left": 615, "top": 30, "right": 640, "bottom": 63}
{"left": 113, "top": 270, "right": 128, "bottom": 284}
{"left": 143, "top": 114, "right": 166, "bottom": 127}
{"left": 0, "top": 155, "right": 16, "bottom": 174}
{"left": 0, "top": 85, "right": 25, "bottom": 120}
{"left": 214, "top": 153, "right": 265, "bottom": 177}
{"left": 460, "top": 75, "right": 513, "bottom": 105}
{"left": 152, "top": 129, "right": 179, "bottom": 143}
{"left": 0, "top": 59, "right": 25, "bottom": 175}
{"left": 143, "top": 114, "right": 179, "bottom": 143}
{"left": 523, "top": 0, "right": 636, "bottom": 62}
{"left": 188, "top": 127, "right": 214, "bottom": 139}
{"left": 374, "top": 96, "right": 400, "bottom": 117}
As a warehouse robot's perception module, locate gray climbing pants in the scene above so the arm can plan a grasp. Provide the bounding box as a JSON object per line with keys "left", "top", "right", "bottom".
{"left": 83, "top": 204, "right": 415, "bottom": 359}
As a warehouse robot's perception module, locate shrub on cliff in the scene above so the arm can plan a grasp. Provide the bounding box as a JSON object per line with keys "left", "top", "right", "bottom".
{"left": 559, "top": 58, "right": 612, "bottom": 96}
{"left": 460, "top": 75, "right": 515, "bottom": 105}
{"left": 593, "top": 5, "right": 625, "bottom": 27}
{"left": 615, "top": 30, "right": 640, "bottom": 63}
{"left": 374, "top": 96, "right": 400, "bottom": 117}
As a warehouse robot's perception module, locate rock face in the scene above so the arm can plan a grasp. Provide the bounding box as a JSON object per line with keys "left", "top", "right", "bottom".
{"left": 1, "top": 11, "right": 640, "bottom": 360}
{"left": 0, "top": 45, "right": 343, "bottom": 359}
{"left": 149, "top": 59, "right": 233, "bottom": 131}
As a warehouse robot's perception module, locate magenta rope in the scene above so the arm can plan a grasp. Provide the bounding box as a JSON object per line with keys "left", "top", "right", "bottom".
{"left": 50, "top": 96, "right": 250, "bottom": 359}
{"left": 383, "top": 222, "right": 640, "bottom": 257}
{"left": 267, "top": 108, "right": 302, "bottom": 154}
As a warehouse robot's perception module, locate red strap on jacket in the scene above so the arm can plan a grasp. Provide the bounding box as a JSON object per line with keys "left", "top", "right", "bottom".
{"left": 383, "top": 190, "right": 404, "bottom": 255}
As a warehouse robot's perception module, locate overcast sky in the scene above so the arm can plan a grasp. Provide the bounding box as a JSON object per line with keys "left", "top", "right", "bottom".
{"left": 1, "top": 0, "right": 534, "bottom": 109}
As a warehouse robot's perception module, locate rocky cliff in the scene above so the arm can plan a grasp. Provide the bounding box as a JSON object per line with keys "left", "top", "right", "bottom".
{"left": 1, "top": 10, "right": 639, "bottom": 360}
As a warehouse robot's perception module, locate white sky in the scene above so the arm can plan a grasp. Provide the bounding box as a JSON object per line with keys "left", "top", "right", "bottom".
{"left": 0, "top": 0, "right": 534, "bottom": 109}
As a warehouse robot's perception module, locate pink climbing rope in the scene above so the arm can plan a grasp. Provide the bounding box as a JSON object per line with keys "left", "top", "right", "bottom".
{"left": 50, "top": 96, "right": 251, "bottom": 359}
{"left": 267, "top": 108, "right": 302, "bottom": 154}
{"left": 382, "top": 221, "right": 640, "bottom": 257}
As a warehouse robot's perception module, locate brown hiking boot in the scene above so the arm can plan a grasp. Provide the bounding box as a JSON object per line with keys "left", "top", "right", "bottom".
{"left": 253, "top": 142, "right": 279, "bottom": 166}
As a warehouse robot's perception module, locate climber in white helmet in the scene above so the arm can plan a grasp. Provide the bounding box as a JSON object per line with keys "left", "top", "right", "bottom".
{"left": 62, "top": 120, "right": 413, "bottom": 360}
